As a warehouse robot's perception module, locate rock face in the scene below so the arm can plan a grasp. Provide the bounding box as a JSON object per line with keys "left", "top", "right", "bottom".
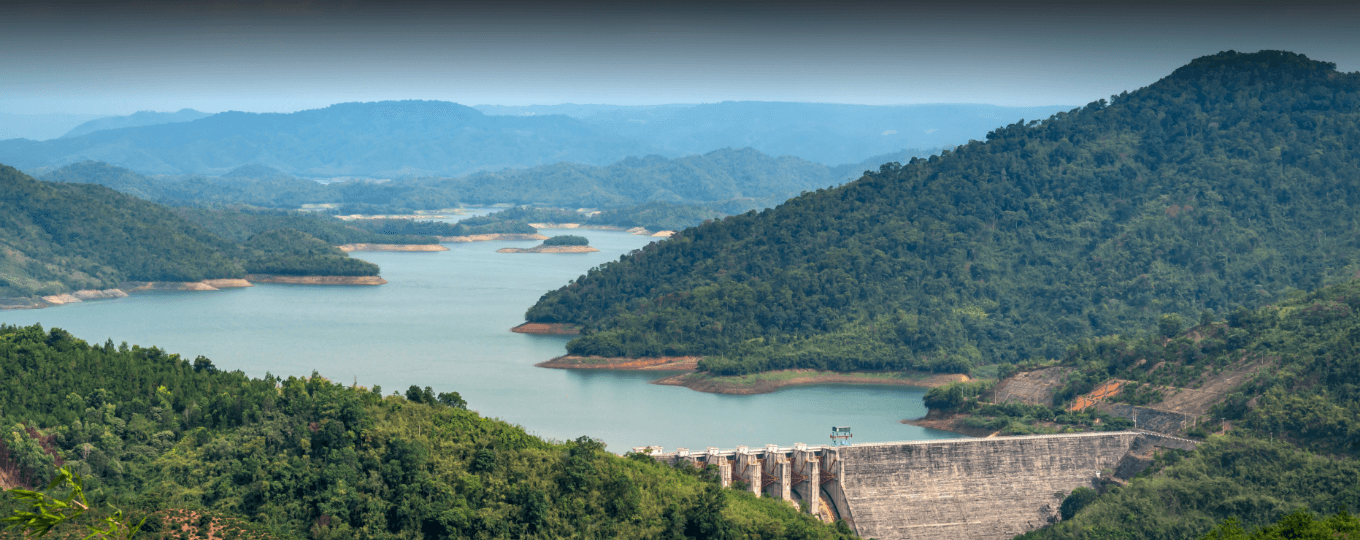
{"left": 336, "top": 243, "right": 449, "bottom": 252}
{"left": 832, "top": 433, "right": 1145, "bottom": 540}
{"left": 246, "top": 275, "right": 387, "bottom": 285}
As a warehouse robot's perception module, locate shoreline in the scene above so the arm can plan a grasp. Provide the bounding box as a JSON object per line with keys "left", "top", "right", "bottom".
{"left": 900, "top": 410, "right": 1000, "bottom": 438}
{"left": 438, "top": 233, "right": 548, "bottom": 243}
{"left": 336, "top": 243, "right": 448, "bottom": 252}
{"left": 533, "top": 353, "right": 969, "bottom": 395}
{"left": 497, "top": 245, "right": 600, "bottom": 254}
{"left": 511, "top": 322, "right": 582, "bottom": 335}
{"left": 245, "top": 275, "right": 387, "bottom": 285}
{"left": 653, "top": 370, "right": 971, "bottom": 395}
{"left": 536, "top": 355, "right": 700, "bottom": 371}
{"left": 2, "top": 274, "right": 386, "bottom": 310}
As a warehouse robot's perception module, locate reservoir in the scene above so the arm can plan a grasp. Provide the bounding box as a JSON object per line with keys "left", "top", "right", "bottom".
{"left": 0, "top": 222, "right": 962, "bottom": 451}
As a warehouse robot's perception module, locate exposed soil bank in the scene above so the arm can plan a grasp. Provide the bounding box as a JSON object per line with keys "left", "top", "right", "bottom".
{"left": 536, "top": 355, "right": 700, "bottom": 371}
{"left": 438, "top": 233, "right": 548, "bottom": 243}
{"left": 497, "top": 245, "right": 600, "bottom": 254}
{"left": 123, "top": 281, "right": 220, "bottom": 291}
{"left": 900, "top": 410, "right": 1000, "bottom": 438}
{"left": 652, "top": 369, "right": 970, "bottom": 395}
{"left": 246, "top": 275, "right": 387, "bottom": 285}
{"left": 336, "top": 243, "right": 449, "bottom": 252}
{"left": 202, "top": 279, "right": 253, "bottom": 288}
{"left": 511, "top": 322, "right": 582, "bottom": 335}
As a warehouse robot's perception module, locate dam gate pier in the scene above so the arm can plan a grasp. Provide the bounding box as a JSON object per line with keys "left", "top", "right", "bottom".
{"left": 637, "top": 431, "right": 1198, "bottom": 540}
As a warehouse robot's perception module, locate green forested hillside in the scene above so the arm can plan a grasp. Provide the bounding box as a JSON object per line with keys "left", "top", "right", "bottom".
{"left": 525, "top": 51, "right": 1360, "bottom": 376}
{"left": 0, "top": 325, "right": 853, "bottom": 540}
{"left": 996, "top": 278, "right": 1360, "bottom": 539}
{"left": 0, "top": 166, "right": 405, "bottom": 297}
{"left": 0, "top": 165, "right": 246, "bottom": 296}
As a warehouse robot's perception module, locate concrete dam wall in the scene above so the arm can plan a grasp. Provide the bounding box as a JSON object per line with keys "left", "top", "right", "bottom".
{"left": 833, "top": 433, "right": 1140, "bottom": 540}
{"left": 646, "top": 431, "right": 1197, "bottom": 540}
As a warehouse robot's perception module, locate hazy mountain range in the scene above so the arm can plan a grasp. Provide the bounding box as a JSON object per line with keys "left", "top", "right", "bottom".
{"left": 1, "top": 101, "right": 1068, "bottom": 178}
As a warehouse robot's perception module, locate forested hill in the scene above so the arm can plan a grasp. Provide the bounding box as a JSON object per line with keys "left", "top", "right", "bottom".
{"left": 0, "top": 165, "right": 413, "bottom": 298}
{"left": 1002, "top": 279, "right": 1360, "bottom": 538}
{"left": 0, "top": 164, "right": 246, "bottom": 295}
{"left": 0, "top": 324, "right": 853, "bottom": 539}
{"left": 526, "top": 50, "right": 1360, "bottom": 376}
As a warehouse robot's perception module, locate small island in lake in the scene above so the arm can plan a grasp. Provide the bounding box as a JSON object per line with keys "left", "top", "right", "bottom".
{"left": 497, "top": 235, "right": 599, "bottom": 253}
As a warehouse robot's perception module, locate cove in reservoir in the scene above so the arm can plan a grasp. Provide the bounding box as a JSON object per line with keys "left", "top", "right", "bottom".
{"left": 0, "top": 220, "right": 962, "bottom": 451}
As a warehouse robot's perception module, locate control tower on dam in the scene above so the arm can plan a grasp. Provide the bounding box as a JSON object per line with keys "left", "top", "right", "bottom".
{"left": 643, "top": 431, "right": 1197, "bottom": 540}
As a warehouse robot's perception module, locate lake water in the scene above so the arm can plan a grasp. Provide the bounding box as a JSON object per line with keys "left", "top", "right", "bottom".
{"left": 0, "top": 218, "right": 961, "bottom": 452}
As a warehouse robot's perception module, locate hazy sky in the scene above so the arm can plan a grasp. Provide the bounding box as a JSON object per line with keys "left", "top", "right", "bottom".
{"left": 3, "top": 0, "right": 1358, "bottom": 115}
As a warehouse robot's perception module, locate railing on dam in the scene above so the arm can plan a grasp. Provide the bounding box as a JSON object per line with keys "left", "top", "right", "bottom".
{"left": 639, "top": 431, "right": 1200, "bottom": 540}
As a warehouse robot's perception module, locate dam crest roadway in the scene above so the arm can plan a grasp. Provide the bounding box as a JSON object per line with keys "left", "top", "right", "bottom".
{"left": 638, "top": 431, "right": 1199, "bottom": 540}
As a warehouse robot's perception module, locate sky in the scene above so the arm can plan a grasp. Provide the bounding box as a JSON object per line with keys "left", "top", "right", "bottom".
{"left": 2, "top": 0, "right": 1358, "bottom": 115}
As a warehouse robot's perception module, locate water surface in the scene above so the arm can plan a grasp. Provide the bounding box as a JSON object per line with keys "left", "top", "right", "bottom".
{"left": 1, "top": 220, "right": 961, "bottom": 451}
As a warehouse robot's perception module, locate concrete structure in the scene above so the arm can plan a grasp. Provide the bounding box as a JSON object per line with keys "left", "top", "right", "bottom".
{"left": 647, "top": 431, "right": 1197, "bottom": 540}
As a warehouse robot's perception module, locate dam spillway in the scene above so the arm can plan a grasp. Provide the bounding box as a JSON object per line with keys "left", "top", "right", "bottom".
{"left": 643, "top": 431, "right": 1197, "bottom": 540}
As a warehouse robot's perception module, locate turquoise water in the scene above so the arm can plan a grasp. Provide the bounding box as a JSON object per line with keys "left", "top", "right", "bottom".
{"left": 0, "top": 221, "right": 961, "bottom": 451}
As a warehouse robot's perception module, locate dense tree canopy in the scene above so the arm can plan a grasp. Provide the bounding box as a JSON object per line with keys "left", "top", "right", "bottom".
{"left": 0, "top": 325, "right": 854, "bottom": 540}
{"left": 0, "top": 167, "right": 406, "bottom": 297}
{"left": 526, "top": 51, "right": 1360, "bottom": 377}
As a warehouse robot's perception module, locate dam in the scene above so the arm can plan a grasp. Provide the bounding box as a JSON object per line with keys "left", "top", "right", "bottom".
{"left": 641, "top": 431, "right": 1197, "bottom": 540}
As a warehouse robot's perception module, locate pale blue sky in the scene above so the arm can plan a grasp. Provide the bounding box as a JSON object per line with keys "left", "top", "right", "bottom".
{"left": 2, "top": 0, "right": 1357, "bottom": 115}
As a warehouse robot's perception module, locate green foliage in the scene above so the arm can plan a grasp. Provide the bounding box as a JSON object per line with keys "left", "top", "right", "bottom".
{"left": 241, "top": 230, "right": 379, "bottom": 277}
{"left": 2, "top": 467, "right": 147, "bottom": 540}
{"left": 0, "top": 167, "right": 400, "bottom": 297}
{"left": 0, "top": 325, "right": 854, "bottom": 539}
{"left": 348, "top": 218, "right": 533, "bottom": 238}
{"left": 1197, "top": 510, "right": 1360, "bottom": 540}
{"left": 590, "top": 202, "right": 727, "bottom": 232}
{"left": 922, "top": 381, "right": 990, "bottom": 411}
{"left": 526, "top": 50, "right": 1360, "bottom": 377}
{"left": 1020, "top": 436, "right": 1360, "bottom": 540}
{"left": 174, "top": 208, "right": 435, "bottom": 246}
{"left": 0, "top": 165, "right": 246, "bottom": 296}
{"left": 1059, "top": 487, "right": 1097, "bottom": 521}
{"left": 1051, "top": 278, "right": 1360, "bottom": 452}
{"left": 543, "top": 235, "right": 589, "bottom": 247}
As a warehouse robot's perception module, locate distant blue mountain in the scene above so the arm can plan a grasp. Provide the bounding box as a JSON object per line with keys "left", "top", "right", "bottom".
{"left": 0, "top": 101, "right": 656, "bottom": 178}
{"left": 569, "top": 102, "right": 1075, "bottom": 165}
{"left": 2, "top": 100, "right": 1071, "bottom": 178}
{"left": 60, "top": 109, "right": 212, "bottom": 138}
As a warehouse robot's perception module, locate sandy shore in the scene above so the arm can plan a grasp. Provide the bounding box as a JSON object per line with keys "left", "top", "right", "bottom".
{"left": 336, "top": 243, "right": 449, "bottom": 252}
{"left": 511, "top": 322, "right": 582, "bottom": 335}
{"left": 497, "top": 245, "right": 600, "bottom": 253}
